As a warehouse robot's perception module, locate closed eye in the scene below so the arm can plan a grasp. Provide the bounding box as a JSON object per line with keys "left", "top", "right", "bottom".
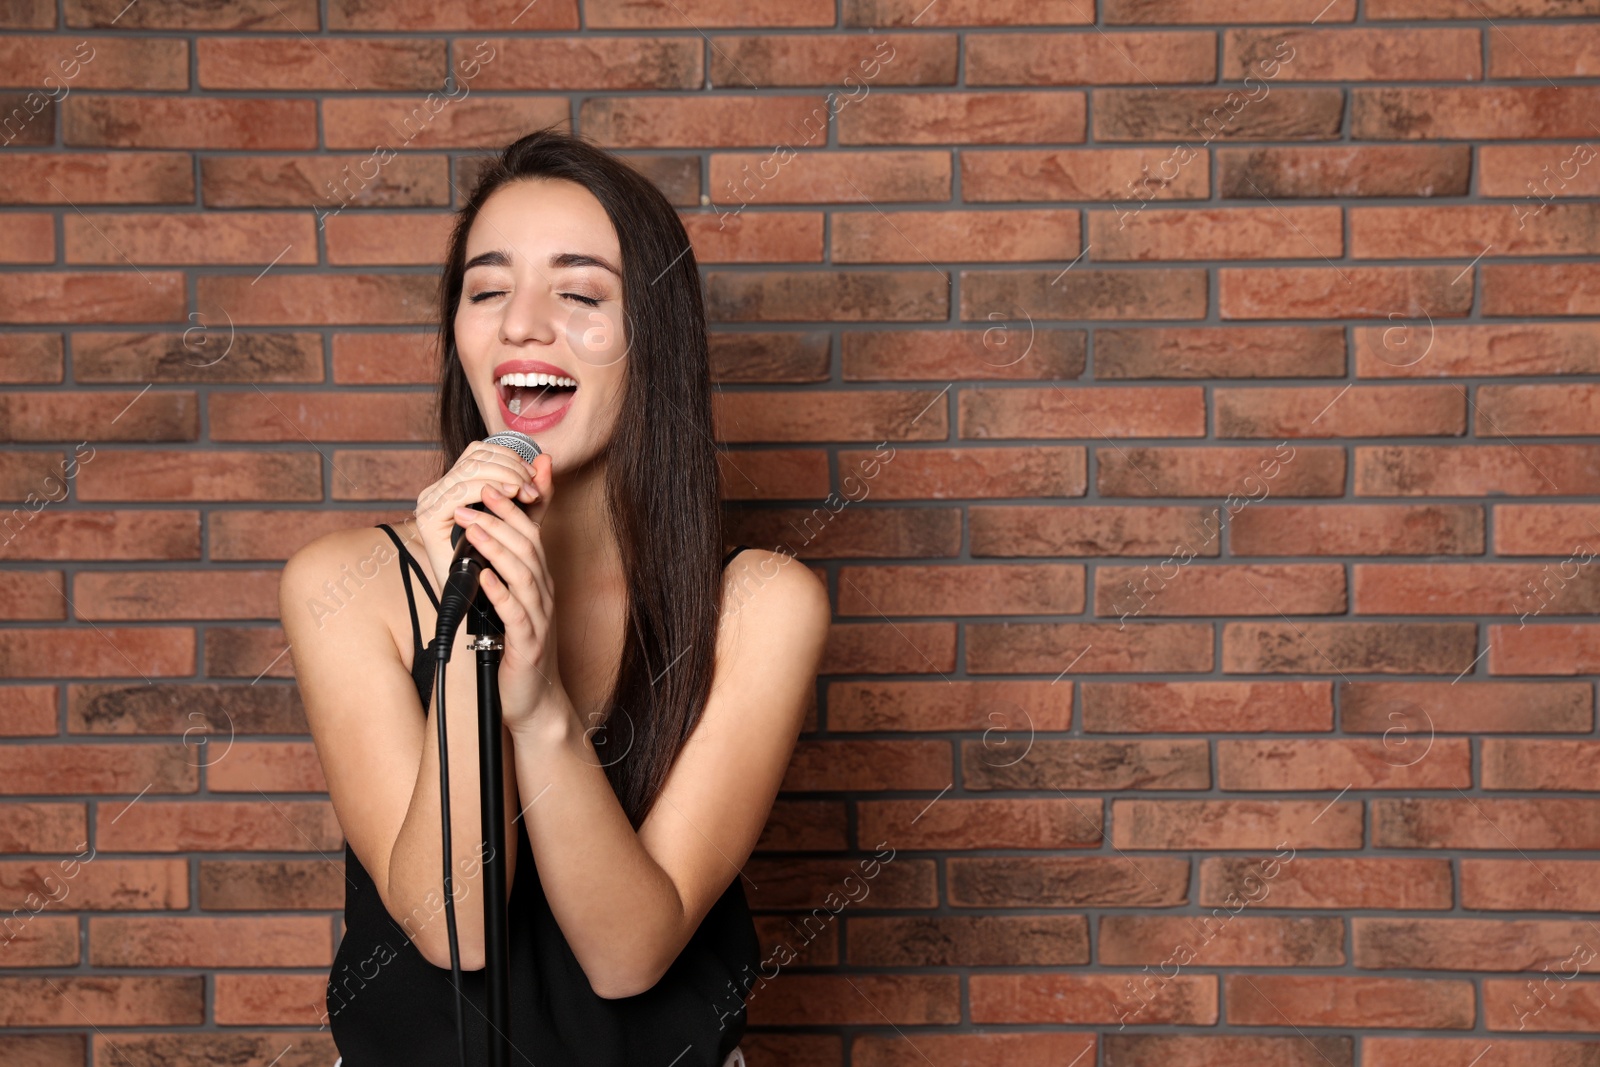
{"left": 466, "top": 290, "right": 602, "bottom": 307}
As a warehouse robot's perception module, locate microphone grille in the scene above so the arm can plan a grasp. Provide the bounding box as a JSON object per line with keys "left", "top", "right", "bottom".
{"left": 483, "top": 430, "right": 543, "bottom": 466}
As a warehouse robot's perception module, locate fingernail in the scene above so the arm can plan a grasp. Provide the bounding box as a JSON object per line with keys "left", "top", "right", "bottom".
{"left": 501, "top": 482, "right": 518, "bottom": 493}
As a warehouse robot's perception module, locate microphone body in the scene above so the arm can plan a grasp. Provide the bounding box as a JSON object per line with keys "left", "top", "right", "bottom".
{"left": 433, "top": 431, "right": 543, "bottom": 652}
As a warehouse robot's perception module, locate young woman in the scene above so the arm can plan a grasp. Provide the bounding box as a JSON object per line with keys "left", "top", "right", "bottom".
{"left": 280, "top": 127, "right": 831, "bottom": 1067}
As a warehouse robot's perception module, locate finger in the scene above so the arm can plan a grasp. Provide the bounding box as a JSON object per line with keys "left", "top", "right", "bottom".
{"left": 460, "top": 489, "right": 539, "bottom": 567}
{"left": 478, "top": 570, "right": 534, "bottom": 641}
{"left": 459, "top": 512, "right": 536, "bottom": 591}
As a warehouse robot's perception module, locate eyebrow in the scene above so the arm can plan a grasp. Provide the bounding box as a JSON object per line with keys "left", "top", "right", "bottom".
{"left": 462, "top": 249, "right": 622, "bottom": 277}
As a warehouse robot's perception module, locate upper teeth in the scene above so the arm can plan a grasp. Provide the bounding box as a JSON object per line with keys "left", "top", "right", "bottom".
{"left": 497, "top": 372, "right": 577, "bottom": 388}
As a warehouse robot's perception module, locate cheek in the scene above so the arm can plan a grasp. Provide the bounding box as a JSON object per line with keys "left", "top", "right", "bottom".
{"left": 563, "top": 306, "right": 629, "bottom": 370}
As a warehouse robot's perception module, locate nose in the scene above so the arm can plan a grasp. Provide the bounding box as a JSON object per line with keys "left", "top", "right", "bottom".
{"left": 496, "top": 286, "right": 562, "bottom": 347}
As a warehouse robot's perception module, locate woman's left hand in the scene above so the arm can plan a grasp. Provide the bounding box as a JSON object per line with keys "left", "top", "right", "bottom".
{"left": 452, "top": 453, "right": 568, "bottom": 734}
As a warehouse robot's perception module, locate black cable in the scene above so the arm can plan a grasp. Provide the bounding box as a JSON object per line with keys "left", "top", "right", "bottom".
{"left": 432, "top": 638, "right": 469, "bottom": 1067}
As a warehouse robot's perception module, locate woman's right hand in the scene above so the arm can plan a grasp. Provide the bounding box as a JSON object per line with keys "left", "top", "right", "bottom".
{"left": 413, "top": 439, "right": 540, "bottom": 597}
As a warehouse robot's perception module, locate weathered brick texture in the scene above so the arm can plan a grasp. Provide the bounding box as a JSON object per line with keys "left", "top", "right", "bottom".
{"left": 2, "top": 0, "right": 1598, "bottom": 1063}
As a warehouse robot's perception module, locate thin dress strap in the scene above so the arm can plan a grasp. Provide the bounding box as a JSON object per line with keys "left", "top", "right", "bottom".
{"left": 722, "top": 544, "right": 749, "bottom": 569}
{"left": 376, "top": 523, "right": 438, "bottom": 661}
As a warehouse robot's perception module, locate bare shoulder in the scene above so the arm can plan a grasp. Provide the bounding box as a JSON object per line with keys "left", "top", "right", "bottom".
{"left": 279, "top": 523, "right": 412, "bottom": 651}
{"left": 717, "top": 547, "right": 831, "bottom": 659}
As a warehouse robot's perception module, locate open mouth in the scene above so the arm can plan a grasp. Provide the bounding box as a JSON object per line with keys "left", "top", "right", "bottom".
{"left": 496, "top": 370, "right": 578, "bottom": 425}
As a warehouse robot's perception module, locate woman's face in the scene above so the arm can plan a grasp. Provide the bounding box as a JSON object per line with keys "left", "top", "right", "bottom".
{"left": 454, "top": 177, "right": 629, "bottom": 473}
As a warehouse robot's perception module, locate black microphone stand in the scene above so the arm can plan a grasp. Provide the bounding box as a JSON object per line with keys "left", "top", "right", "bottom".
{"left": 434, "top": 570, "right": 513, "bottom": 1067}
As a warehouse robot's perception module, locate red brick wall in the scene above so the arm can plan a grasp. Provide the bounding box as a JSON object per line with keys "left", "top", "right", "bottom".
{"left": 3, "top": 0, "right": 1599, "bottom": 1064}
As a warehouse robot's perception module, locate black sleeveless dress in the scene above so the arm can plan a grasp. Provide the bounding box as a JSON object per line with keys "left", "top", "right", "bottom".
{"left": 325, "top": 526, "right": 762, "bottom": 1066}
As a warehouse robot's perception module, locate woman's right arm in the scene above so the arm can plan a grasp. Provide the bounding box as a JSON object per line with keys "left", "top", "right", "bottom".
{"left": 280, "top": 525, "right": 520, "bottom": 971}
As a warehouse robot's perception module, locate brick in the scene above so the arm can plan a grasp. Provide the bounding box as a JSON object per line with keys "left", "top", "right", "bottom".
{"left": 1477, "top": 384, "right": 1600, "bottom": 436}
{"left": 833, "top": 446, "right": 1084, "bottom": 501}
{"left": 972, "top": 973, "right": 1216, "bottom": 1026}
{"left": 0, "top": 685, "right": 55, "bottom": 736}
{"left": 970, "top": 505, "right": 1222, "bottom": 557}
{"left": 1483, "top": 978, "right": 1600, "bottom": 1032}
{"left": 1374, "top": 798, "right": 1600, "bottom": 850}
{"left": 0, "top": 333, "right": 62, "bottom": 383}
{"left": 1369, "top": 0, "right": 1597, "bottom": 12}
{"left": 588, "top": 0, "right": 827, "bottom": 26}
{"left": 0, "top": 803, "right": 86, "bottom": 852}
{"left": 1219, "top": 145, "right": 1472, "bottom": 198}
{"left": 326, "top": 0, "right": 577, "bottom": 29}
{"left": 706, "top": 270, "right": 948, "bottom": 322}
{"left": 1223, "top": 622, "right": 1479, "bottom": 675}
{"left": 200, "top": 858, "right": 344, "bottom": 910}
{"left": 1093, "top": 88, "right": 1344, "bottom": 142}
{"left": 1355, "top": 563, "right": 1600, "bottom": 617}
{"left": 1480, "top": 143, "right": 1600, "bottom": 199}
{"left": 67, "top": 0, "right": 319, "bottom": 29}
{"left": 967, "top": 621, "right": 1213, "bottom": 673}
{"left": 67, "top": 210, "right": 320, "bottom": 267}
{"left": 1356, "top": 445, "right": 1600, "bottom": 497}
{"left": 0, "top": 0, "right": 53, "bottom": 26}
{"left": 0, "top": 91, "right": 55, "bottom": 146}
{"left": 857, "top": 799, "right": 1100, "bottom": 851}
{"left": 715, "top": 390, "right": 947, "bottom": 443}
{"left": 1216, "top": 384, "right": 1464, "bottom": 438}
{"left": 0, "top": 449, "right": 68, "bottom": 502}
{"left": 842, "top": 328, "right": 1085, "bottom": 382}
{"left": 1483, "top": 741, "right": 1600, "bottom": 791}
{"left": 0, "top": 975, "right": 203, "bottom": 1027}
{"left": 1491, "top": 25, "right": 1600, "bottom": 79}
{"left": 1484, "top": 263, "right": 1600, "bottom": 316}
{"left": 1101, "top": 915, "right": 1345, "bottom": 967}
{"left": 65, "top": 95, "right": 316, "bottom": 149}
{"left": 1354, "top": 204, "right": 1600, "bottom": 258}
{"left": 1098, "top": 446, "right": 1345, "bottom": 498}
{"left": 837, "top": 563, "right": 1083, "bottom": 616}
{"left": 96, "top": 800, "right": 340, "bottom": 852}
{"left": 323, "top": 211, "right": 456, "bottom": 266}
{"left": 201, "top": 153, "right": 449, "bottom": 209}
{"left": 467, "top": 36, "right": 697, "bottom": 89}
{"left": 684, "top": 211, "right": 823, "bottom": 265}
{"left": 195, "top": 272, "right": 434, "bottom": 327}
{"left": 1219, "top": 266, "right": 1473, "bottom": 320}
{"left": 826, "top": 679, "right": 1072, "bottom": 732}
{"left": 1491, "top": 624, "right": 1600, "bottom": 676}
{"left": 962, "top": 147, "right": 1211, "bottom": 202}
{"left": 1091, "top": 206, "right": 1343, "bottom": 261}
{"left": 68, "top": 682, "right": 304, "bottom": 735}
{"left": 0, "top": 628, "right": 194, "bottom": 678}
{"left": 330, "top": 333, "right": 434, "bottom": 385}
{"left": 1366, "top": 1039, "right": 1600, "bottom": 1066}
{"left": 213, "top": 972, "right": 329, "bottom": 1026}
{"left": 1113, "top": 799, "right": 1363, "bottom": 850}
{"left": 1230, "top": 504, "right": 1484, "bottom": 556}
{"left": 1082, "top": 681, "right": 1333, "bottom": 733}
{"left": 838, "top": 91, "right": 1086, "bottom": 145}
{"left": 1106, "top": 1035, "right": 1353, "bottom": 1067}
{"left": 210, "top": 508, "right": 407, "bottom": 561}
{"left": 91, "top": 915, "right": 329, "bottom": 967}
{"left": 729, "top": 505, "right": 960, "bottom": 563}
{"left": 6, "top": 271, "right": 185, "bottom": 324}
{"left": 820, "top": 621, "right": 957, "bottom": 675}
{"left": 1104, "top": 0, "right": 1355, "bottom": 20}
{"left": 205, "top": 627, "right": 294, "bottom": 679}
{"left": 73, "top": 570, "right": 281, "bottom": 621}
{"left": 1355, "top": 87, "right": 1600, "bottom": 140}
{"left": 76, "top": 451, "right": 321, "bottom": 502}
{"left": 1225, "top": 974, "right": 1474, "bottom": 1029}
{"left": 967, "top": 32, "right": 1216, "bottom": 86}
{"left": 0, "top": 390, "right": 197, "bottom": 442}
{"left": 712, "top": 332, "right": 832, "bottom": 385}
{"left": 710, "top": 150, "right": 951, "bottom": 204}
{"left": 1225, "top": 28, "right": 1481, "bottom": 81}
{"left": 0, "top": 743, "right": 195, "bottom": 795}
{"left": 709, "top": 33, "right": 954, "bottom": 87}
{"left": 961, "top": 386, "right": 1204, "bottom": 439}
{"left": 1095, "top": 326, "right": 1346, "bottom": 379}
{"left": 961, "top": 268, "right": 1208, "bottom": 321}
{"left": 1356, "top": 921, "right": 1600, "bottom": 979}
{"left": 0, "top": 212, "right": 52, "bottom": 262}
{"left": 0, "top": 510, "right": 199, "bottom": 562}
{"left": 1354, "top": 323, "right": 1600, "bottom": 379}
{"left": 0, "top": 570, "right": 65, "bottom": 620}
{"left": 949, "top": 855, "right": 1188, "bottom": 907}
{"left": 1496, "top": 504, "right": 1600, "bottom": 555}
{"left": 324, "top": 96, "right": 571, "bottom": 151}
{"left": 1220, "top": 738, "right": 1471, "bottom": 790}
{"left": 833, "top": 208, "right": 1079, "bottom": 263}
{"left": 322, "top": 450, "right": 444, "bottom": 503}
{"left": 845, "top": 0, "right": 1095, "bottom": 25}
{"left": 964, "top": 739, "right": 1210, "bottom": 791}
{"left": 849, "top": 915, "right": 1089, "bottom": 966}
{"left": 777, "top": 742, "right": 940, "bottom": 793}
{"left": 583, "top": 95, "right": 825, "bottom": 148}
{"left": 1201, "top": 856, "right": 1453, "bottom": 910}
{"left": 74, "top": 331, "right": 324, "bottom": 383}
{"left": 720, "top": 449, "right": 831, "bottom": 501}
{"left": 1341, "top": 681, "right": 1593, "bottom": 734}
{"left": 1098, "top": 563, "right": 1346, "bottom": 618}
{"left": 197, "top": 37, "right": 444, "bottom": 90}
{"left": 209, "top": 390, "right": 433, "bottom": 442}
{"left": 749, "top": 974, "right": 958, "bottom": 1026}
{"left": 1461, "top": 859, "right": 1600, "bottom": 912}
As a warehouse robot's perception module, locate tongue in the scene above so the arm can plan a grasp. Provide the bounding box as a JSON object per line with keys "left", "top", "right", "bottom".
{"left": 513, "top": 385, "right": 573, "bottom": 417}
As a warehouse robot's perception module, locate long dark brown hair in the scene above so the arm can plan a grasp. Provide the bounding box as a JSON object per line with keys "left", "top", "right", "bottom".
{"left": 434, "top": 126, "right": 724, "bottom": 830}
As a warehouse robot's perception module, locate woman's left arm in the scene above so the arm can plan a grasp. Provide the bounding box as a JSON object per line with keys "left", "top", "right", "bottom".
{"left": 508, "top": 551, "right": 829, "bottom": 999}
